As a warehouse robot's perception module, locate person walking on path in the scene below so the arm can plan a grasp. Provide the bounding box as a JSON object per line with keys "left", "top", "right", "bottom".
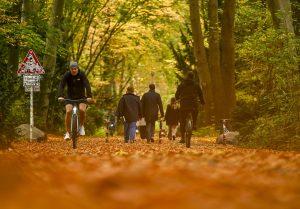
{"left": 165, "top": 97, "right": 179, "bottom": 140}
{"left": 141, "top": 84, "right": 164, "bottom": 143}
{"left": 116, "top": 86, "right": 142, "bottom": 143}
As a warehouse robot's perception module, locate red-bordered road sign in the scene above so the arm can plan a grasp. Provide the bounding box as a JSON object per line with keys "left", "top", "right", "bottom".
{"left": 17, "top": 49, "right": 45, "bottom": 75}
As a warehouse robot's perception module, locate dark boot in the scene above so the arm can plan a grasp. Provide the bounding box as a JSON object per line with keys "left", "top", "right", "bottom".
{"left": 172, "top": 135, "right": 176, "bottom": 141}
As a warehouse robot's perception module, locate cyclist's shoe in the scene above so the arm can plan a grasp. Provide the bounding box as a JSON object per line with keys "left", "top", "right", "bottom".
{"left": 79, "top": 126, "right": 85, "bottom": 136}
{"left": 64, "top": 132, "right": 71, "bottom": 141}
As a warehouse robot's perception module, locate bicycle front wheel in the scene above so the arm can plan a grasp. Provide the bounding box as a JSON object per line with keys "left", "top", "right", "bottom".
{"left": 71, "top": 114, "right": 78, "bottom": 149}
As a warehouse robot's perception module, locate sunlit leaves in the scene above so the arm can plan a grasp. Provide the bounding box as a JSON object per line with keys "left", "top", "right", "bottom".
{"left": 0, "top": 135, "right": 300, "bottom": 207}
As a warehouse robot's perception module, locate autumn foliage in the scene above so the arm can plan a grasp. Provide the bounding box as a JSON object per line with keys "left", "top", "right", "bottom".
{"left": 1, "top": 135, "right": 299, "bottom": 209}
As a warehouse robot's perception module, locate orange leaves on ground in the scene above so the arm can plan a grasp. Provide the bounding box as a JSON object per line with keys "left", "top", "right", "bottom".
{"left": 0, "top": 135, "right": 299, "bottom": 209}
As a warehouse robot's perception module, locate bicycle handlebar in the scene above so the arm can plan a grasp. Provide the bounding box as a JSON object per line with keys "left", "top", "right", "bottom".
{"left": 60, "top": 98, "right": 87, "bottom": 102}
{"left": 175, "top": 98, "right": 202, "bottom": 103}
{"left": 220, "top": 119, "right": 231, "bottom": 123}
{"left": 59, "top": 98, "right": 95, "bottom": 104}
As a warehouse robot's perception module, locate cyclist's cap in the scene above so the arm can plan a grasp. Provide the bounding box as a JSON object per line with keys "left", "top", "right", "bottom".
{"left": 70, "top": 61, "right": 78, "bottom": 68}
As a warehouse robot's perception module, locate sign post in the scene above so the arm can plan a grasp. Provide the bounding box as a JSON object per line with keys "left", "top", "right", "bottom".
{"left": 30, "top": 86, "right": 34, "bottom": 140}
{"left": 17, "top": 49, "right": 45, "bottom": 141}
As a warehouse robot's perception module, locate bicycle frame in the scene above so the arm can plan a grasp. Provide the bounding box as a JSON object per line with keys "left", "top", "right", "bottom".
{"left": 185, "top": 112, "right": 193, "bottom": 148}
{"left": 71, "top": 104, "right": 79, "bottom": 135}
{"left": 62, "top": 98, "right": 87, "bottom": 149}
{"left": 175, "top": 98, "right": 200, "bottom": 148}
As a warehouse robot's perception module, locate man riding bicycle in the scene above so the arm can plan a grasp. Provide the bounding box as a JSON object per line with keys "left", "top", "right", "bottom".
{"left": 58, "top": 61, "right": 93, "bottom": 140}
{"left": 175, "top": 72, "right": 205, "bottom": 143}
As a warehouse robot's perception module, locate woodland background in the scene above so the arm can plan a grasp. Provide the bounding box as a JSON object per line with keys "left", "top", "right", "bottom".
{"left": 0, "top": 0, "right": 299, "bottom": 150}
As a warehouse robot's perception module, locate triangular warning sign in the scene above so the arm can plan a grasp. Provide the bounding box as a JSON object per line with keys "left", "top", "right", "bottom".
{"left": 17, "top": 49, "right": 45, "bottom": 75}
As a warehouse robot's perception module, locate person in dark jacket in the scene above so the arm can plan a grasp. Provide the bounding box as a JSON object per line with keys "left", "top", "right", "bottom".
{"left": 116, "top": 86, "right": 142, "bottom": 143}
{"left": 175, "top": 72, "right": 205, "bottom": 143}
{"left": 141, "top": 84, "right": 164, "bottom": 143}
{"left": 165, "top": 97, "right": 179, "bottom": 140}
{"left": 58, "top": 61, "right": 92, "bottom": 140}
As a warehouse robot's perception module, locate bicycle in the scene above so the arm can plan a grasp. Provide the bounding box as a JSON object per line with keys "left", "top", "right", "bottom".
{"left": 185, "top": 112, "right": 193, "bottom": 148}
{"left": 176, "top": 99, "right": 194, "bottom": 148}
{"left": 60, "top": 98, "right": 88, "bottom": 149}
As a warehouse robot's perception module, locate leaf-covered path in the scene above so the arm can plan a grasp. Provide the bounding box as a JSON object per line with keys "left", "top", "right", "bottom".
{"left": 1, "top": 135, "right": 299, "bottom": 209}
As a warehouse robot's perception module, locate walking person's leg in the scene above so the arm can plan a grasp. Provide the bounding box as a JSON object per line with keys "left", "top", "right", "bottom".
{"left": 150, "top": 121, "right": 155, "bottom": 142}
{"left": 124, "top": 122, "right": 130, "bottom": 143}
{"left": 146, "top": 121, "right": 151, "bottom": 143}
{"left": 128, "top": 122, "right": 137, "bottom": 142}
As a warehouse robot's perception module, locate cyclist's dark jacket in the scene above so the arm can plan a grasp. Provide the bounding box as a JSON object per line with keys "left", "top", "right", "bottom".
{"left": 58, "top": 70, "right": 92, "bottom": 99}
{"left": 175, "top": 78, "right": 205, "bottom": 110}
{"left": 116, "top": 93, "right": 142, "bottom": 123}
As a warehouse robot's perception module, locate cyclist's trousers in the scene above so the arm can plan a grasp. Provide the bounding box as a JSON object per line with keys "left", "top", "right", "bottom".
{"left": 179, "top": 109, "right": 198, "bottom": 138}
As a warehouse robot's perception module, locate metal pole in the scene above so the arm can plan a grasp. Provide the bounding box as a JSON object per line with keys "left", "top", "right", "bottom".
{"left": 30, "top": 85, "right": 33, "bottom": 141}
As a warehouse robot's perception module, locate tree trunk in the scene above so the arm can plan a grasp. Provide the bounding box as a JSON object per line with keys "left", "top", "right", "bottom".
{"left": 40, "top": 0, "right": 65, "bottom": 129}
{"left": 208, "top": 0, "right": 225, "bottom": 122}
{"left": 7, "top": 1, "right": 23, "bottom": 72}
{"left": 7, "top": 46, "right": 19, "bottom": 72}
{"left": 21, "top": 0, "right": 32, "bottom": 22}
{"left": 290, "top": 0, "right": 299, "bottom": 36}
{"left": 189, "top": 0, "right": 214, "bottom": 125}
{"left": 267, "top": 0, "right": 295, "bottom": 33}
{"left": 220, "top": 0, "right": 236, "bottom": 118}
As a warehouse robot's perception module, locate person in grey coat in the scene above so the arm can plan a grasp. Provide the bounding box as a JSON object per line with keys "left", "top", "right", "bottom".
{"left": 141, "top": 84, "right": 164, "bottom": 143}
{"left": 116, "top": 86, "right": 142, "bottom": 143}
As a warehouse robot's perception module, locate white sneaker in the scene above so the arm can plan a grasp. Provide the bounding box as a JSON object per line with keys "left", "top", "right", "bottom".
{"left": 79, "top": 126, "right": 85, "bottom": 136}
{"left": 64, "top": 132, "right": 70, "bottom": 141}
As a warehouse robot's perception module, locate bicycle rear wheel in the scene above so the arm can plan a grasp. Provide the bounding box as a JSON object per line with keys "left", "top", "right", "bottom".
{"left": 185, "top": 114, "right": 193, "bottom": 148}
{"left": 71, "top": 114, "right": 78, "bottom": 149}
